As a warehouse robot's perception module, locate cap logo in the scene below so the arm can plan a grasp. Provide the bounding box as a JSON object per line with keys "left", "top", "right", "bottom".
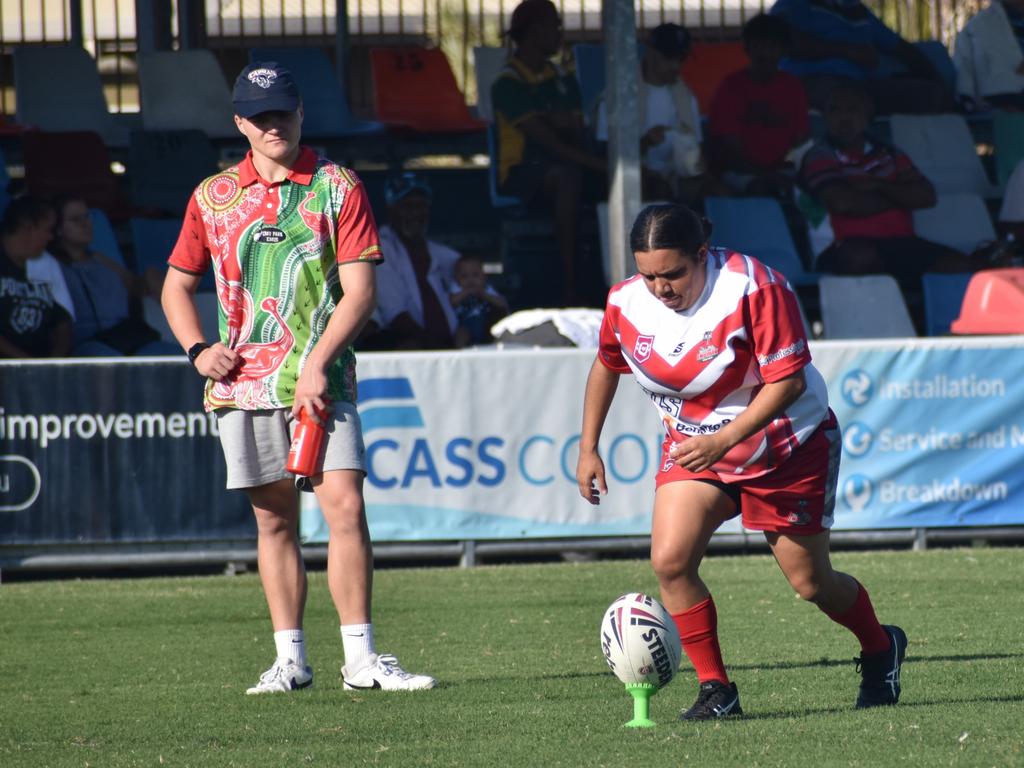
{"left": 247, "top": 68, "right": 278, "bottom": 89}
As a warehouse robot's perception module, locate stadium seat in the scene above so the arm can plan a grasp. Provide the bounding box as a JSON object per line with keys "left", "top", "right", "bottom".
{"left": 951, "top": 268, "right": 1024, "bottom": 334}
{"left": 889, "top": 113, "right": 998, "bottom": 198}
{"left": 138, "top": 51, "right": 237, "bottom": 138}
{"left": 143, "top": 291, "right": 220, "bottom": 346}
{"left": 818, "top": 275, "right": 916, "bottom": 338}
{"left": 89, "top": 208, "right": 125, "bottom": 267}
{"left": 704, "top": 196, "right": 818, "bottom": 285}
{"left": 22, "top": 130, "right": 130, "bottom": 219}
{"left": 473, "top": 46, "right": 508, "bottom": 122}
{"left": 248, "top": 47, "right": 385, "bottom": 137}
{"left": 130, "top": 217, "right": 214, "bottom": 292}
{"left": 993, "top": 110, "right": 1024, "bottom": 190}
{"left": 921, "top": 272, "right": 974, "bottom": 336}
{"left": 572, "top": 43, "right": 606, "bottom": 122}
{"left": 128, "top": 130, "right": 218, "bottom": 216}
{"left": 13, "top": 45, "right": 130, "bottom": 147}
{"left": 912, "top": 192, "right": 996, "bottom": 255}
{"left": 369, "top": 47, "right": 486, "bottom": 133}
{"left": 680, "top": 41, "right": 749, "bottom": 116}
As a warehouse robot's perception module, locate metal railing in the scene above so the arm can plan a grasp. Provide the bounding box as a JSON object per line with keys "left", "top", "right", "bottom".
{"left": 0, "top": 0, "right": 987, "bottom": 118}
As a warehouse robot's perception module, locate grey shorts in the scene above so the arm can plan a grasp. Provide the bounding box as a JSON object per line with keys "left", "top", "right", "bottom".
{"left": 216, "top": 402, "right": 367, "bottom": 491}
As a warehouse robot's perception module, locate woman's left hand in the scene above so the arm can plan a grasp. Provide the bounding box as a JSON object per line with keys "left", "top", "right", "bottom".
{"left": 669, "top": 434, "right": 730, "bottom": 474}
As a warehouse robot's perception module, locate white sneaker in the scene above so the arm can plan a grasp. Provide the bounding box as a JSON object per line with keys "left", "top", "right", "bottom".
{"left": 342, "top": 653, "right": 436, "bottom": 691}
{"left": 245, "top": 659, "right": 314, "bottom": 695}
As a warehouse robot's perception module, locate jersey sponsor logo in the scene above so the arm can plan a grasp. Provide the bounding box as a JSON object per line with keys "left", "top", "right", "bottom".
{"left": 252, "top": 225, "right": 286, "bottom": 244}
{"left": 634, "top": 334, "right": 655, "bottom": 363}
{"left": 696, "top": 331, "right": 719, "bottom": 363}
{"left": 669, "top": 341, "right": 686, "bottom": 357}
{"left": 247, "top": 68, "right": 279, "bottom": 89}
{"left": 757, "top": 338, "right": 805, "bottom": 367}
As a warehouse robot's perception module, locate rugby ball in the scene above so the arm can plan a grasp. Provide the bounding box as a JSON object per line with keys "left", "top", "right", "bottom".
{"left": 599, "top": 592, "right": 681, "bottom": 688}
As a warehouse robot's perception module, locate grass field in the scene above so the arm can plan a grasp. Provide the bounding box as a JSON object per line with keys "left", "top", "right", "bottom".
{"left": 2, "top": 547, "right": 1023, "bottom": 767}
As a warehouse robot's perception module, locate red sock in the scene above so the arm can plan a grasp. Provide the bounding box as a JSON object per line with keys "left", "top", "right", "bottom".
{"left": 673, "top": 596, "right": 729, "bottom": 684}
{"left": 824, "top": 581, "right": 890, "bottom": 655}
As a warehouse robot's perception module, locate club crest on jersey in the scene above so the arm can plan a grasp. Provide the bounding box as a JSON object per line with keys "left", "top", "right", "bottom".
{"left": 696, "top": 331, "right": 719, "bottom": 363}
{"left": 247, "top": 68, "right": 278, "bottom": 88}
{"left": 634, "top": 334, "right": 655, "bottom": 362}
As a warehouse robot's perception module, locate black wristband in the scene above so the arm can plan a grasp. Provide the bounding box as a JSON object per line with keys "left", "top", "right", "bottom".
{"left": 187, "top": 342, "right": 210, "bottom": 367}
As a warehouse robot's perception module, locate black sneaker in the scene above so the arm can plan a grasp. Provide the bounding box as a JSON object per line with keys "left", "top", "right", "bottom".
{"left": 679, "top": 680, "right": 743, "bottom": 720}
{"left": 855, "top": 624, "right": 908, "bottom": 708}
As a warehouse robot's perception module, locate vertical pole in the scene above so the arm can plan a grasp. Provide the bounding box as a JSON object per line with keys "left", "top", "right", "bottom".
{"left": 335, "top": 0, "right": 350, "bottom": 95}
{"left": 602, "top": 0, "right": 641, "bottom": 285}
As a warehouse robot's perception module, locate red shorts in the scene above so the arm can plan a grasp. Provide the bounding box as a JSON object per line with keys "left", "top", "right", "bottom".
{"left": 655, "top": 411, "right": 841, "bottom": 535}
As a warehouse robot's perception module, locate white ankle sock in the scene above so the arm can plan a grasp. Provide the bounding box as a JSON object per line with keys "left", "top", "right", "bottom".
{"left": 274, "top": 629, "right": 307, "bottom": 667}
{"left": 340, "top": 623, "right": 376, "bottom": 670}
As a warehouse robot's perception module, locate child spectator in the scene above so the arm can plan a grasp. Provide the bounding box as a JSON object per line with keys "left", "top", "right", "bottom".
{"left": 449, "top": 254, "right": 509, "bottom": 347}
{"left": 0, "top": 196, "right": 72, "bottom": 358}
{"left": 709, "top": 13, "right": 810, "bottom": 198}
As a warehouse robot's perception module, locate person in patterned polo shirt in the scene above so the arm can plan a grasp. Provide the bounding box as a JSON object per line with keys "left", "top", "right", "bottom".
{"left": 161, "top": 62, "right": 435, "bottom": 695}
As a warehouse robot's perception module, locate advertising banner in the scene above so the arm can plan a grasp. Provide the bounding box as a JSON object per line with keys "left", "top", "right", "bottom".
{"left": 302, "top": 340, "right": 1024, "bottom": 542}
{"left": 0, "top": 359, "right": 252, "bottom": 544}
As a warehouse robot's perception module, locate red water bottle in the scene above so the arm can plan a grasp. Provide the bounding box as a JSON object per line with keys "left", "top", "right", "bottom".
{"left": 286, "top": 406, "right": 327, "bottom": 476}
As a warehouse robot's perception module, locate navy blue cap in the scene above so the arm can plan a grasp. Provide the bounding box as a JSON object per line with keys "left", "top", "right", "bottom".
{"left": 232, "top": 62, "right": 301, "bottom": 118}
{"left": 647, "top": 23, "right": 692, "bottom": 60}
{"left": 384, "top": 172, "right": 432, "bottom": 206}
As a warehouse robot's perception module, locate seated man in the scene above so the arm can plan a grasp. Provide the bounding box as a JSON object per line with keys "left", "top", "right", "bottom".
{"left": 954, "top": 0, "right": 1024, "bottom": 111}
{"left": 798, "top": 81, "right": 974, "bottom": 294}
{"left": 491, "top": 0, "right": 606, "bottom": 305}
{"left": 770, "top": 0, "right": 951, "bottom": 114}
{"left": 709, "top": 13, "right": 810, "bottom": 198}
{"left": 358, "top": 172, "right": 460, "bottom": 351}
{"left": 595, "top": 23, "right": 708, "bottom": 202}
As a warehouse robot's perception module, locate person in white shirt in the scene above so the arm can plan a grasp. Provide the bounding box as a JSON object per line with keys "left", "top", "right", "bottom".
{"left": 954, "top": 0, "right": 1024, "bottom": 110}
{"left": 596, "top": 23, "right": 708, "bottom": 201}
{"left": 359, "top": 172, "right": 461, "bottom": 350}
{"left": 26, "top": 251, "right": 76, "bottom": 320}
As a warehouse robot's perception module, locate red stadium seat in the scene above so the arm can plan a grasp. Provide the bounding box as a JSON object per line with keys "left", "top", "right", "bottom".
{"left": 22, "top": 130, "right": 131, "bottom": 220}
{"left": 951, "top": 268, "right": 1024, "bottom": 334}
{"left": 680, "top": 41, "right": 749, "bottom": 115}
{"left": 369, "top": 47, "right": 486, "bottom": 133}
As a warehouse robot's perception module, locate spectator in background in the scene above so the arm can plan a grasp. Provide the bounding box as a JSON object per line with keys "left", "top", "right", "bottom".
{"left": 0, "top": 196, "right": 72, "bottom": 358}
{"left": 449, "top": 253, "right": 509, "bottom": 347}
{"left": 492, "top": 0, "right": 606, "bottom": 304}
{"left": 770, "top": 0, "right": 951, "bottom": 114}
{"left": 359, "top": 172, "right": 460, "bottom": 350}
{"left": 26, "top": 248, "right": 76, "bottom": 321}
{"left": 709, "top": 13, "right": 810, "bottom": 197}
{"left": 49, "top": 196, "right": 169, "bottom": 356}
{"left": 595, "top": 23, "right": 709, "bottom": 203}
{"left": 954, "top": 0, "right": 1024, "bottom": 111}
{"left": 798, "top": 82, "right": 974, "bottom": 296}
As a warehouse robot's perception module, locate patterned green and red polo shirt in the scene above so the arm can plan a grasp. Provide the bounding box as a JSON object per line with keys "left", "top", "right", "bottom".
{"left": 169, "top": 147, "right": 383, "bottom": 412}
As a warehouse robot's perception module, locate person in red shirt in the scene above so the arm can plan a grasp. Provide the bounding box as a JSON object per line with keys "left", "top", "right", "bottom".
{"left": 576, "top": 203, "right": 907, "bottom": 719}
{"left": 709, "top": 13, "right": 810, "bottom": 197}
{"left": 799, "top": 81, "right": 974, "bottom": 288}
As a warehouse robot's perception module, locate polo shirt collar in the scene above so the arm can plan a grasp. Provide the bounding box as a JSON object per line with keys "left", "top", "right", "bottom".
{"left": 237, "top": 146, "right": 318, "bottom": 187}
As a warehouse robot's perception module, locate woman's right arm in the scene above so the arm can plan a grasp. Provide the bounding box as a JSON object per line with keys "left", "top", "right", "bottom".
{"left": 575, "top": 357, "right": 621, "bottom": 504}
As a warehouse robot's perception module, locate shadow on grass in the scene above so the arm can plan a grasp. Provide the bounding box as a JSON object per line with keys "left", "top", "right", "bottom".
{"left": 735, "top": 692, "right": 1024, "bottom": 722}
{"left": 728, "top": 651, "right": 1024, "bottom": 672}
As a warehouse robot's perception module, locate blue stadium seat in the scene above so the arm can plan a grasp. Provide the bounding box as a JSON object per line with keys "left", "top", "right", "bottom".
{"left": 572, "top": 43, "right": 606, "bottom": 123}
{"left": 704, "top": 196, "right": 818, "bottom": 285}
{"left": 249, "top": 47, "right": 385, "bottom": 137}
{"left": 131, "top": 217, "right": 214, "bottom": 291}
{"left": 890, "top": 113, "right": 998, "bottom": 198}
{"left": 473, "top": 46, "right": 507, "bottom": 122}
{"left": 128, "top": 129, "right": 218, "bottom": 216}
{"left": 922, "top": 272, "right": 974, "bottom": 337}
{"left": 138, "top": 50, "right": 237, "bottom": 138}
{"left": 914, "top": 40, "right": 957, "bottom": 99}
{"left": 90, "top": 208, "right": 124, "bottom": 267}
